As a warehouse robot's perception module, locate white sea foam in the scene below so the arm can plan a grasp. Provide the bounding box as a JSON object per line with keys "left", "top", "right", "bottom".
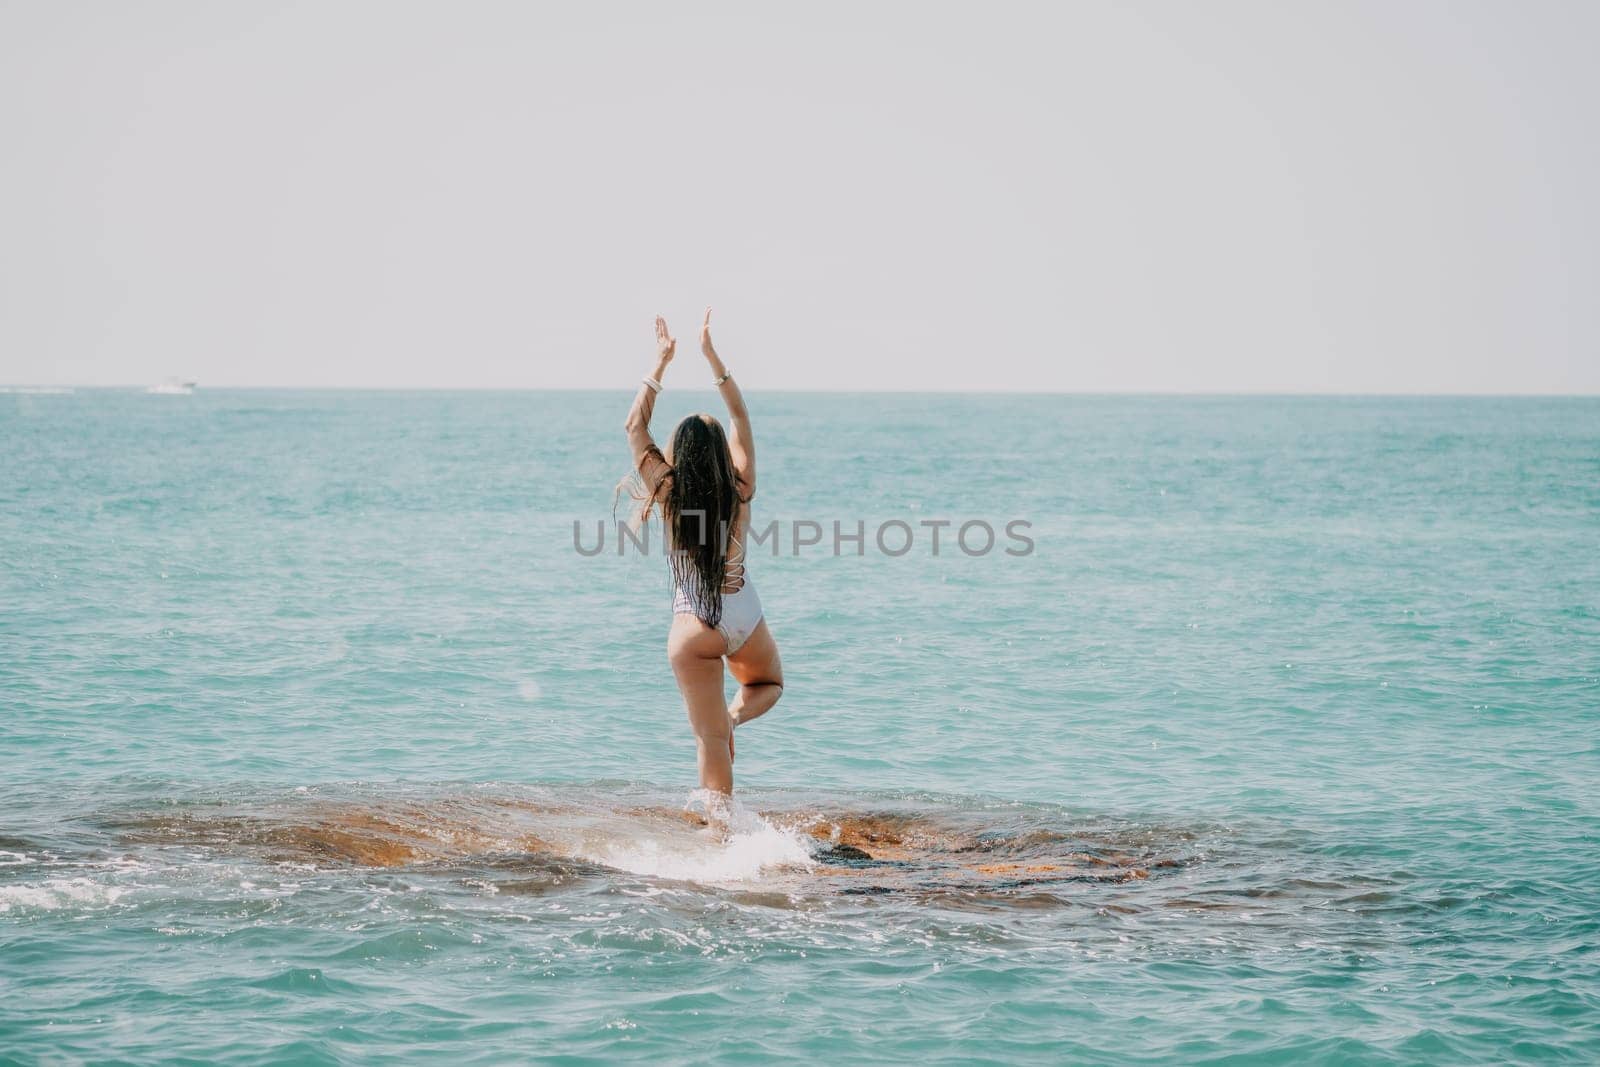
{"left": 585, "top": 792, "right": 815, "bottom": 884}
{"left": 0, "top": 878, "right": 127, "bottom": 913}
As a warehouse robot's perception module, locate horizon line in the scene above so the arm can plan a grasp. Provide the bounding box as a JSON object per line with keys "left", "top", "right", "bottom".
{"left": 4, "top": 384, "right": 1599, "bottom": 399}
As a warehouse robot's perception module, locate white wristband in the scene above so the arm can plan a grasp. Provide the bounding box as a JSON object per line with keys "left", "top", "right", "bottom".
{"left": 642, "top": 375, "right": 663, "bottom": 393}
{"left": 712, "top": 372, "right": 731, "bottom": 387}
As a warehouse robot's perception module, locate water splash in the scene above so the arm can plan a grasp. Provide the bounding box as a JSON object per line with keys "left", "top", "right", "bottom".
{"left": 582, "top": 790, "right": 816, "bottom": 884}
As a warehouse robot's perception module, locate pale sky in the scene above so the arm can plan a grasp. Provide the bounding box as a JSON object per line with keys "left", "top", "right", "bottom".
{"left": 2, "top": 1, "right": 1596, "bottom": 392}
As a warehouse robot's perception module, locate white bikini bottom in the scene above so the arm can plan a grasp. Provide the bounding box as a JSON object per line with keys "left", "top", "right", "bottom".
{"left": 673, "top": 577, "right": 764, "bottom": 655}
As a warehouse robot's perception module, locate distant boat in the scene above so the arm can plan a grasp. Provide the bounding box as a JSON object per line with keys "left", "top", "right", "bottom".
{"left": 146, "top": 378, "right": 197, "bottom": 395}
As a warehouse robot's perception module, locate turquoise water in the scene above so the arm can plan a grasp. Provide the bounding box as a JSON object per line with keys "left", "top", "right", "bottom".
{"left": 3, "top": 389, "right": 1598, "bottom": 1064}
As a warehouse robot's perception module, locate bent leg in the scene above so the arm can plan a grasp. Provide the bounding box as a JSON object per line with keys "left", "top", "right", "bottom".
{"left": 668, "top": 614, "right": 733, "bottom": 794}
{"left": 727, "top": 619, "right": 784, "bottom": 728}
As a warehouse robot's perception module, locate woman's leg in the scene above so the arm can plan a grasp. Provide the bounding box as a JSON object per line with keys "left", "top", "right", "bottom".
{"left": 727, "top": 619, "right": 784, "bottom": 730}
{"left": 668, "top": 614, "right": 734, "bottom": 794}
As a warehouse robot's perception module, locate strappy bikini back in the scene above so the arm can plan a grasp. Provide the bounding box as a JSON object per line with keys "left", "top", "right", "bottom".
{"left": 721, "top": 502, "right": 748, "bottom": 595}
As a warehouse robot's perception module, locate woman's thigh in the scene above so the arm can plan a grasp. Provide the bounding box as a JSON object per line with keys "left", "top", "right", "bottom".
{"left": 668, "top": 614, "right": 730, "bottom": 730}
{"left": 726, "top": 619, "right": 782, "bottom": 687}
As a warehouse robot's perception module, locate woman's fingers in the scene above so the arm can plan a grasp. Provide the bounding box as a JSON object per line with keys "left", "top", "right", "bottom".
{"left": 702, "top": 306, "right": 713, "bottom": 329}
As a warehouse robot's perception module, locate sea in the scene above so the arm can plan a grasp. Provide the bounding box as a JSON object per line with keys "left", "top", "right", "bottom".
{"left": 2, "top": 388, "right": 1597, "bottom": 1064}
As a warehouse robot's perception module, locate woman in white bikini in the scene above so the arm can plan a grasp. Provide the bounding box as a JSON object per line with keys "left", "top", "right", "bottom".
{"left": 623, "top": 308, "right": 784, "bottom": 796}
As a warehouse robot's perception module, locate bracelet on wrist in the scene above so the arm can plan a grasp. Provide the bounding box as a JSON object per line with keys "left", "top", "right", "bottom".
{"left": 712, "top": 372, "right": 731, "bottom": 387}
{"left": 641, "top": 375, "right": 663, "bottom": 393}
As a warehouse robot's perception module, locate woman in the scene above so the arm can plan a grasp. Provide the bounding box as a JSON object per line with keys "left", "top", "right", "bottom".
{"left": 623, "top": 308, "right": 784, "bottom": 796}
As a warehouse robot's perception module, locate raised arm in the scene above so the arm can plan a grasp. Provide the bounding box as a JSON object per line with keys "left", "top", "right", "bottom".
{"left": 700, "top": 307, "right": 755, "bottom": 500}
{"left": 624, "top": 315, "right": 675, "bottom": 493}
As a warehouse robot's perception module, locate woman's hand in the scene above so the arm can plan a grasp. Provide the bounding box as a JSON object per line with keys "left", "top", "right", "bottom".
{"left": 700, "top": 307, "right": 727, "bottom": 376}
{"left": 655, "top": 315, "right": 677, "bottom": 366}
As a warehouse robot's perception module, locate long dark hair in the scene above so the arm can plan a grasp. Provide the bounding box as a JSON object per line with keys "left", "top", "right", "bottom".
{"left": 661, "top": 415, "right": 743, "bottom": 628}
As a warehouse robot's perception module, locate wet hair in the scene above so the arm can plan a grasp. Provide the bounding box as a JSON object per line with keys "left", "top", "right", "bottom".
{"left": 659, "top": 415, "right": 744, "bottom": 628}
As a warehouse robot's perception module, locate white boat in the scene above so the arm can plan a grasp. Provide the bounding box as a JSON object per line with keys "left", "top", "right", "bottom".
{"left": 146, "top": 378, "right": 197, "bottom": 395}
